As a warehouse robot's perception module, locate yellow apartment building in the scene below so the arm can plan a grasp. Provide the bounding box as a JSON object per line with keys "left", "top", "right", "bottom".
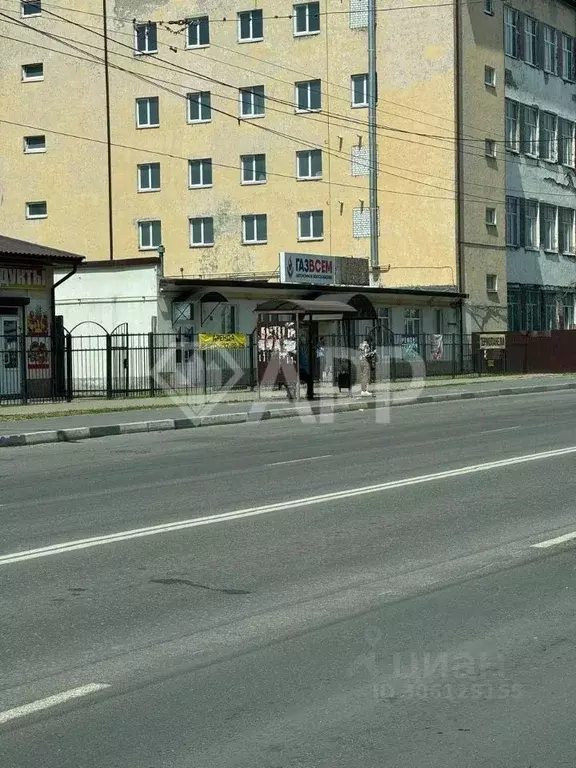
{"left": 5, "top": 0, "right": 574, "bottom": 334}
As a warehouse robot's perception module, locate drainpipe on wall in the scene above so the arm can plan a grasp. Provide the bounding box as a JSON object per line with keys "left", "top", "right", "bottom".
{"left": 454, "top": 0, "right": 466, "bottom": 368}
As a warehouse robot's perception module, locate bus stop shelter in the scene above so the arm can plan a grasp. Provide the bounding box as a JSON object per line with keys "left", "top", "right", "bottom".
{"left": 254, "top": 298, "right": 357, "bottom": 400}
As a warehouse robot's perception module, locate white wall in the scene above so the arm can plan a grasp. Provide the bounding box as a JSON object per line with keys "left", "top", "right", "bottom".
{"left": 55, "top": 264, "right": 158, "bottom": 335}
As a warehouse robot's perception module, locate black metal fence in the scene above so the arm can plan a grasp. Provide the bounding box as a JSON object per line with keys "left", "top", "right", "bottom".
{"left": 0, "top": 331, "right": 493, "bottom": 405}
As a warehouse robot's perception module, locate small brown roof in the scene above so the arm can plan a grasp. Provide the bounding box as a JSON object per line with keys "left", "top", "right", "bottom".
{"left": 0, "top": 234, "right": 84, "bottom": 265}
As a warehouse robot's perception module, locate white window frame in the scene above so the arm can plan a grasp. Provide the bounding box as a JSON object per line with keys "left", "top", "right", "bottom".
{"left": 541, "top": 204, "right": 557, "bottom": 251}
{"left": 189, "top": 217, "right": 214, "bottom": 247}
{"left": 485, "top": 207, "right": 497, "bottom": 227}
{"left": 238, "top": 9, "right": 264, "bottom": 42}
{"left": 25, "top": 201, "right": 47, "bottom": 219}
{"left": 562, "top": 34, "right": 574, "bottom": 81}
{"left": 560, "top": 208, "right": 575, "bottom": 254}
{"left": 296, "top": 149, "right": 322, "bottom": 179}
{"left": 484, "top": 0, "right": 493, "bottom": 15}
{"left": 543, "top": 25, "right": 557, "bottom": 74}
{"left": 524, "top": 16, "right": 538, "bottom": 66}
{"left": 484, "top": 65, "right": 496, "bottom": 87}
{"left": 560, "top": 119, "right": 575, "bottom": 167}
{"left": 22, "top": 63, "right": 44, "bottom": 82}
{"left": 187, "top": 91, "right": 211, "bottom": 123}
{"left": 506, "top": 196, "right": 520, "bottom": 246}
{"left": 293, "top": 2, "right": 320, "bottom": 36}
{"left": 240, "top": 154, "right": 267, "bottom": 184}
{"left": 486, "top": 274, "right": 498, "bottom": 293}
{"left": 295, "top": 79, "right": 322, "bottom": 112}
{"left": 351, "top": 73, "right": 368, "bottom": 107}
{"left": 188, "top": 158, "right": 213, "bottom": 188}
{"left": 242, "top": 214, "right": 268, "bottom": 244}
{"left": 485, "top": 139, "right": 496, "bottom": 158}
{"left": 23, "top": 135, "right": 46, "bottom": 153}
{"left": 136, "top": 96, "right": 159, "bottom": 128}
{"left": 239, "top": 86, "right": 265, "bottom": 118}
{"left": 523, "top": 105, "right": 538, "bottom": 156}
{"left": 504, "top": 7, "right": 518, "bottom": 58}
{"left": 525, "top": 200, "right": 539, "bottom": 248}
{"left": 134, "top": 22, "right": 158, "bottom": 55}
{"left": 540, "top": 111, "right": 557, "bottom": 162}
{"left": 138, "top": 220, "right": 162, "bottom": 250}
{"left": 505, "top": 100, "right": 519, "bottom": 152}
{"left": 187, "top": 16, "right": 210, "bottom": 48}
{"left": 137, "top": 162, "right": 161, "bottom": 192}
{"left": 403, "top": 308, "right": 421, "bottom": 337}
{"left": 21, "top": 1, "right": 41, "bottom": 17}
{"left": 298, "top": 210, "right": 324, "bottom": 240}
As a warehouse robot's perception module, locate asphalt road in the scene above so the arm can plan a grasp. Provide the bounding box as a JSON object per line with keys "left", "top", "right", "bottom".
{"left": 1, "top": 390, "right": 576, "bottom": 766}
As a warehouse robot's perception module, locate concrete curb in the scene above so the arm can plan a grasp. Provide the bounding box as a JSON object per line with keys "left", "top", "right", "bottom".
{"left": 2, "top": 380, "right": 576, "bottom": 448}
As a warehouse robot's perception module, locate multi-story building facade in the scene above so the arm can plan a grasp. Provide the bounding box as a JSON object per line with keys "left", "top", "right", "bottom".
{"left": 5, "top": 0, "right": 571, "bottom": 335}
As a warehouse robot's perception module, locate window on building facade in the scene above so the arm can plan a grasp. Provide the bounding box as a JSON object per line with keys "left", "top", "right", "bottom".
{"left": 351, "top": 74, "right": 368, "bottom": 107}
{"left": 559, "top": 208, "right": 575, "bottom": 253}
{"left": 187, "top": 16, "right": 210, "bottom": 48}
{"left": 484, "top": 0, "right": 493, "bottom": 15}
{"left": 296, "top": 149, "right": 322, "bottom": 179}
{"left": 242, "top": 214, "right": 268, "bottom": 244}
{"left": 136, "top": 97, "right": 159, "bottom": 128}
{"left": 544, "top": 292, "right": 557, "bottom": 329}
{"left": 543, "top": 25, "right": 557, "bottom": 74}
{"left": 526, "top": 290, "right": 541, "bottom": 331}
{"left": 559, "top": 119, "right": 575, "bottom": 166}
{"left": 241, "top": 154, "right": 267, "bottom": 183}
{"left": 485, "top": 207, "right": 497, "bottom": 226}
{"left": 21, "top": 1, "right": 41, "bottom": 16}
{"left": 540, "top": 203, "right": 557, "bottom": 250}
{"left": 522, "top": 105, "right": 538, "bottom": 155}
{"left": 187, "top": 91, "right": 211, "bottom": 122}
{"left": 239, "top": 86, "right": 265, "bottom": 117}
{"left": 484, "top": 65, "right": 496, "bottom": 87}
{"left": 189, "top": 158, "right": 213, "bottom": 188}
{"left": 22, "top": 63, "right": 43, "bottom": 81}
{"left": 562, "top": 34, "right": 574, "bottom": 79}
{"left": 134, "top": 22, "right": 158, "bottom": 54}
{"left": 189, "top": 217, "right": 214, "bottom": 246}
{"left": 295, "top": 79, "right": 322, "bottom": 111}
{"left": 508, "top": 289, "right": 521, "bottom": 330}
{"left": 525, "top": 200, "right": 538, "bottom": 247}
{"left": 523, "top": 17, "right": 538, "bottom": 65}
{"left": 486, "top": 274, "right": 498, "bottom": 293}
{"left": 485, "top": 139, "right": 496, "bottom": 158}
{"left": 25, "top": 201, "right": 47, "bottom": 219}
{"left": 563, "top": 294, "right": 575, "bottom": 328}
{"left": 23, "top": 135, "right": 46, "bottom": 153}
{"left": 504, "top": 7, "right": 518, "bottom": 57}
{"left": 137, "top": 162, "right": 161, "bottom": 192}
{"left": 138, "top": 220, "right": 161, "bottom": 250}
{"left": 505, "top": 99, "right": 519, "bottom": 151}
{"left": 539, "top": 112, "right": 557, "bottom": 161}
{"left": 294, "top": 2, "right": 320, "bottom": 35}
{"left": 403, "top": 308, "right": 421, "bottom": 338}
{"left": 238, "top": 9, "right": 264, "bottom": 41}
{"left": 506, "top": 196, "right": 520, "bottom": 246}
{"left": 298, "top": 210, "right": 324, "bottom": 240}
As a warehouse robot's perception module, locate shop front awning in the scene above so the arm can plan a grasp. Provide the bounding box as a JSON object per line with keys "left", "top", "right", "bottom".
{"left": 254, "top": 298, "right": 357, "bottom": 315}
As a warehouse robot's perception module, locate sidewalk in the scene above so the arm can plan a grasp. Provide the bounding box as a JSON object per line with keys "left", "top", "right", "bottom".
{"left": 2, "top": 373, "right": 576, "bottom": 447}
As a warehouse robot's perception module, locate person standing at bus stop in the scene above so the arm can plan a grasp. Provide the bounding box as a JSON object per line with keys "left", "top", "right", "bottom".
{"left": 358, "top": 337, "right": 375, "bottom": 396}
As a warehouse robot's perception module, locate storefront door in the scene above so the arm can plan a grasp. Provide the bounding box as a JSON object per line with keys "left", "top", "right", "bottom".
{"left": 0, "top": 314, "right": 21, "bottom": 397}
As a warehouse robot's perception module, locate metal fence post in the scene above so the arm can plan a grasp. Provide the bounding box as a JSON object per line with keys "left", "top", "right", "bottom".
{"left": 20, "top": 332, "right": 28, "bottom": 405}
{"left": 105, "top": 333, "right": 113, "bottom": 399}
{"left": 249, "top": 333, "right": 256, "bottom": 391}
{"left": 452, "top": 335, "right": 457, "bottom": 378}
{"left": 65, "top": 332, "right": 73, "bottom": 402}
{"left": 148, "top": 332, "right": 156, "bottom": 396}
{"left": 202, "top": 349, "right": 208, "bottom": 396}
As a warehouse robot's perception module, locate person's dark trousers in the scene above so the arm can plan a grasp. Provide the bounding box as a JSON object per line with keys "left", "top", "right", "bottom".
{"left": 300, "top": 370, "right": 314, "bottom": 400}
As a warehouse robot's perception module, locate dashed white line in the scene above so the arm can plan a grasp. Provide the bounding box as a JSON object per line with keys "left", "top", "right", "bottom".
{"left": 0, "top": 684, "right": 110, "bottom": 725}
{"left": 267, "top": 455, "right": 332, "bottom": 467}
{"left": 531, "top": 531, "right": 576, "bottom": 549}
{"left": 1, "top": 444, "right": 576, "bottom": 567}
{"left": 479, "top": 426, "right": 521, "bottom": 435}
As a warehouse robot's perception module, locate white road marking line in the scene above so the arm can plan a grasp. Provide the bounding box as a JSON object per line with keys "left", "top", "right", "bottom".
{"left": 0, "top": 684, "right": 110, "bottom": 725}
{"left": 267, "top": 455, "right": 332, "bottom": 467}
{"left": 1, "top": 445, "right": 576, "bottom": 567}
{"left": 531, "top": 531, "right": 576, "bottom": 549}
{"left": 479, "top": 426, "right": 521, "bottom": 435}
